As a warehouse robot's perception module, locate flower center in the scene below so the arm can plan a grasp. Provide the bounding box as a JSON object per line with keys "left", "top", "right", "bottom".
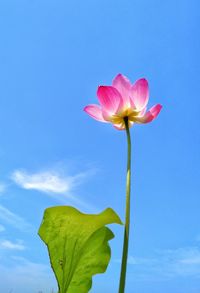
{"left": 123, "top": 116, "right": 129, "bottom": 124}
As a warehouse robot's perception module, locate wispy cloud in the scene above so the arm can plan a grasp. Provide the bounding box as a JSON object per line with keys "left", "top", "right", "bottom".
{"left": 128, "top": 256, "right": 157, "bottom": 265}
{"left": 11, "top": 170, "right": 73, "bottom": 193}
{"left": 0, "top": 224, "right": 5, "bottom": 232}
{"left": 11, "top": 168, "right": 98, "bottom": 212}
{"left": 160, "top": 247, "right": 200, "bottom": 277}
{"left": 115, "top": 246, "right": 200, "bottom": 281}
{"left": 0, "top": 256, "right": 56, "bottom": 293}
{"left": 0, "top": 240, "right": 25, "bottom": 250}
{"left": 115, "top": 255, "right": 156, "bottom": 265}
{"left": 0, "top": 182, "right": 6, "bottom": 194}
{"left": 0, "top": 205, "right": 32, "bottom": 232}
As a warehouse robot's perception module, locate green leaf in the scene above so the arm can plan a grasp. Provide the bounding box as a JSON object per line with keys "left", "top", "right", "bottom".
{"left": 38, "top": 206, "right": 122, "bottom": 293}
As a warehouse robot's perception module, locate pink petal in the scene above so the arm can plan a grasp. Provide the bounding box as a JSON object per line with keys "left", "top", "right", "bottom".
{"left": 130, "top": 78, "right": 149, "bottom": 110}
{"left": 97, "top": 86, "right": 123, "bottom": 114}
{"left": 113, "top": 124, "right": 125, "bottom": 130}
{"left": 84, "top": 104, "right": 107, "bottom": 122}
{"left": 112, "top": 74, "right": 131, "bottom": 105}
{"left": 138, "top": 107, "right": 147, "bottom": 117}
{"left": 135, "top": 104, "right": 162, "bottom": 124}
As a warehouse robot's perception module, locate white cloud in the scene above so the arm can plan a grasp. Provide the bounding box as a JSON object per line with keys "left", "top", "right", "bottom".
{"left": 11, "top": 169, "right": 93, "bottom": 195}
{"left": 11, "top": 170, "right": 73, "bottom": 194}
{"left": 0, "top": 240, "right": 25, "bottom": 250}
{"left": 11, "top": 168, "right": 98, "bottom": 212}
{"left": 0, "top": 205, "right": 32, "bottom": 232}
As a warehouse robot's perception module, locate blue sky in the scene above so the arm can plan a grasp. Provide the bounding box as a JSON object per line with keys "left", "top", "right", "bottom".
{"left": 0, "top": 0, "right": 199, "bottom": 292}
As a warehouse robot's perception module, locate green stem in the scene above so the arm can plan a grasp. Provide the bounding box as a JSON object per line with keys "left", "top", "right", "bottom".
{"left": 118, "top": 117, "right": 131, "bottom": 293}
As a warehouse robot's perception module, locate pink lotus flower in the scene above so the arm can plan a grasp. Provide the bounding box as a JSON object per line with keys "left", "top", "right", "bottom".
{"left": 84, "top": 74, "right": 162, "bottom": 130}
